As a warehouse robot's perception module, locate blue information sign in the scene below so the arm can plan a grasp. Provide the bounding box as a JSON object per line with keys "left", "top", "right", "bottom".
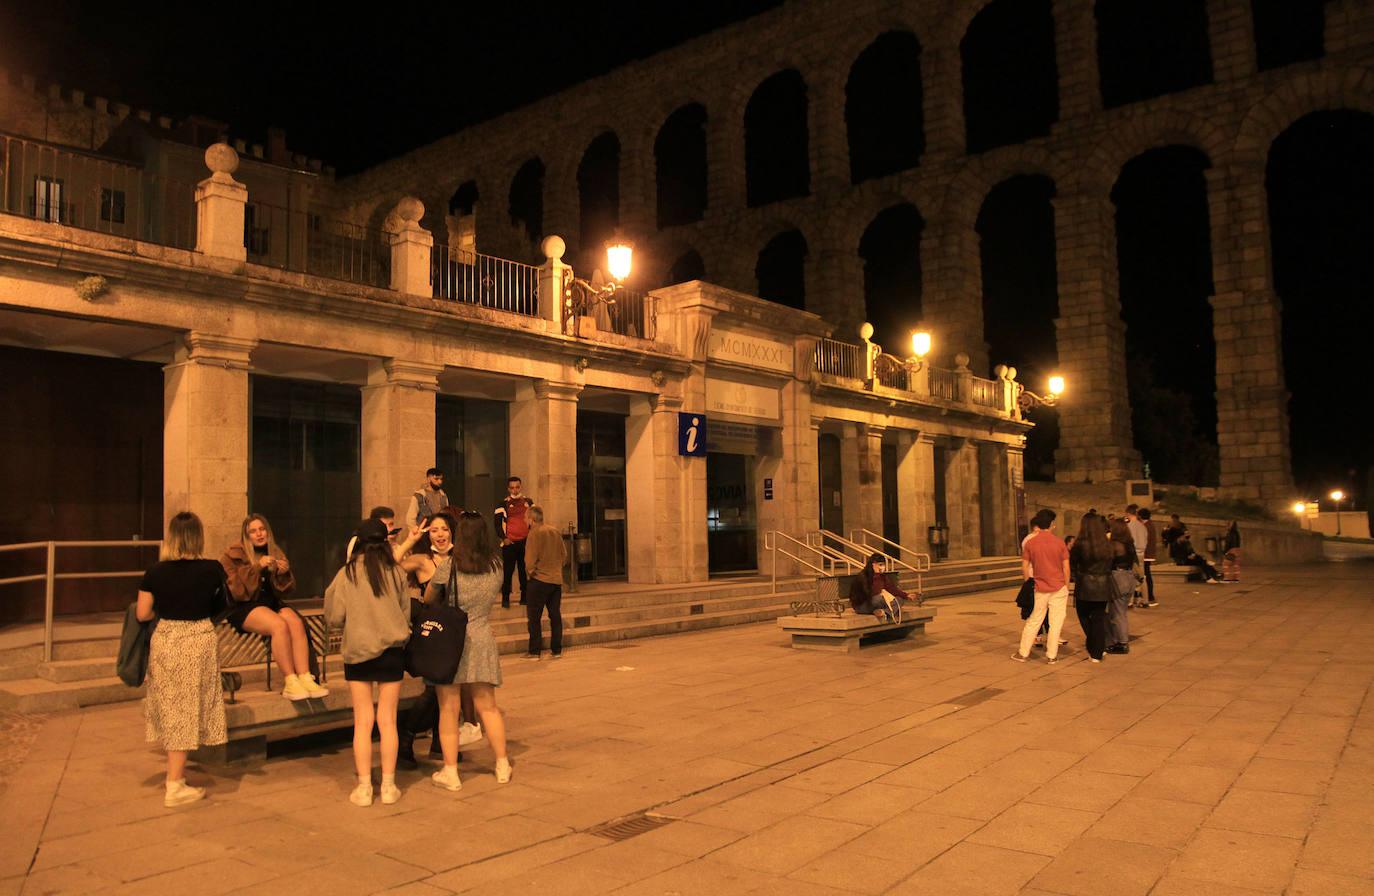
{"left": 678, "top": 413, "right": 707, "bottom": 457}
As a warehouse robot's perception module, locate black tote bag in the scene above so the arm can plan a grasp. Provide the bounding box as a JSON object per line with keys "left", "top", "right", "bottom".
{"left": 404, "top": 600, "right": 468, "bottom": 683}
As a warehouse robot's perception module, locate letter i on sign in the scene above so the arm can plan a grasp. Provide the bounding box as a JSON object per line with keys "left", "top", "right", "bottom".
{"left": 686, "top": 417, "right": 699, "bottom": 453}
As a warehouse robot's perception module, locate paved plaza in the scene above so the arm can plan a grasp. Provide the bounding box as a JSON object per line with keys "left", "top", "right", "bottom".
{"left": 1, "top": 561, "right": 1371, "bottom": 895}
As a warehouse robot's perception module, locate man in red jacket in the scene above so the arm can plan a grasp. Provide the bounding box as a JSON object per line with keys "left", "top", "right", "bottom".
{"left": 494, "top": 476, "right": 534, "bottom": 609}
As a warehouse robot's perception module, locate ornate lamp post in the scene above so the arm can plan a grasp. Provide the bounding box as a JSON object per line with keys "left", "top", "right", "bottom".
{"left": 561, "top": 234, "right": 634, "bottom": 336}
{"left": 1330, "top": 490, "right": 1345, "bottom": 536}
{"left": 1016, "top": 374, "right": 1065, "bottom": 414}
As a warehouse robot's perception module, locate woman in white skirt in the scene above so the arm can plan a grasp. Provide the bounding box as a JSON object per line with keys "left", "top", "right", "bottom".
{"left": 136, "top": 511, "right": 228, "bottom": 807}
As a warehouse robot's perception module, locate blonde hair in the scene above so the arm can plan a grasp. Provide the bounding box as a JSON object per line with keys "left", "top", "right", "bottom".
{"left": 160, "top": 512, "right": 205, "bottom": 561}
{"left": 240, "top": 513, "right": 282, "bottom": 557}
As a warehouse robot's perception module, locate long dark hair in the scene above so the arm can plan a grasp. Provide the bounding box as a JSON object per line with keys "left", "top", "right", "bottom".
{"left": 346, "top": 530, "right": 400, "bottom": 595}
{"left": 859, "top": 552, "right": 885, "bottom": 593}
{"left": 1075, "top": 513, "right": 1111, "bottom": 564}
{"left": 452, "top": 511, "right": 499, "bottom": 574}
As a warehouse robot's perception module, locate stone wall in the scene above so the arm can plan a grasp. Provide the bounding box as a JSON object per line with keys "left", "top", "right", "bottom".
{"left": 332, "top": 0, "right": 1374, "bottom": 502}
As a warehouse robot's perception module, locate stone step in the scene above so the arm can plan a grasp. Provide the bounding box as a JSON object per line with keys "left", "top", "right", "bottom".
{"left": 36, "top": 656, "right": 117, "bottom": 683}
{"left": 0, "top": 674, "right": 143, "bottom": 714}
{"left": 485, "top": 587, "right": 814, "bottom": 638}
{"left": 494, "top": 601, "right": 798, "bottom": 654}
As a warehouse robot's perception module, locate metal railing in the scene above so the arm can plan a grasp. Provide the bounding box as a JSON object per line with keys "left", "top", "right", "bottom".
{"left": 2, "top": 132, "right": 195, "bottom": 249}
{"left": 0, "top": 539, "right": 161, "bottom": 662}
{"left": 873, "top": 353, "right": 911, "bottom": 390}
{"left": 245, "top": 200, "right": 390, "bottom": 287}
{"left": 597, "top": 287, "right": 656, "bottom": 340}
{"left": 764, "top": 530, "right": 861, "bottom": 594}
{"left": 432, "top": 244, "right": 540, "bottom": 315}
{"left": 847, "top": 528, "right": 931, "bottom": 595}
{"left": 928, "top": 367, "right": 961, "bottom": 401}
{"left": 970, "top": 376, "right": 1001, "bottom": 409}
{"left": 814, "top": 338, "right": 865, "bottom": 379}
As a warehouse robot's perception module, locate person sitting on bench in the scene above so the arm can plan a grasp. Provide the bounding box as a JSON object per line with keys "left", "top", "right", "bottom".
{"left": 848, "top": 553, "right": 921, "bottom": 622}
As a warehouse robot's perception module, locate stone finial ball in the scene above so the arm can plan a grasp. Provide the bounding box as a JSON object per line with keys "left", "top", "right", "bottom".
{"left": 994, "top": 364, "right": 1007, "bottom": 379}
{"left": 1007, "top": 366, "right": 1018, "bottom": 381}
{"left": 395, "top": 197, "right": 424, "bottom": 223}
{"left": 541, "top": 235, "right": 566, "bottom": 261}
{"left": 204, "top": 142, "right": 239, "bottom": 175}
{"left": 954, "top": 351, "right": 970, "bottom": 369}
{"left": 859, "top": 322, "right": 874, "bottom": 341}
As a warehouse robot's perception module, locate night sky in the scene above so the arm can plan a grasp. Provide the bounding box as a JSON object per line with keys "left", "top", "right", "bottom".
{"left": 2, "top": 0, "right": 1368, "bottom": 503}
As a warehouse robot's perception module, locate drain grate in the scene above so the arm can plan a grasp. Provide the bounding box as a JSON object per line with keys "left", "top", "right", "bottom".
{"left": 588, "top": 813, "right": 677, "bottom": 841}
{"left": 957, "top": 611, "right": 997, "bottom": 616}
{"left": 690, "top": 603, "right": 704, "bottom": 615}
{"left": 948, "top": 687, "right": 1003, "bottom": 708}
{"left": 574, "top": 615, "right": 591, "bottom": 628}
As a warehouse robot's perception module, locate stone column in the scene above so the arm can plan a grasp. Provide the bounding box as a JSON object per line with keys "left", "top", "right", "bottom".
{"left": 542, "top": 158, "right": 578, "bottom": 259}
{"left": 360, "top": 360, "right": 440, "bottom": 518}
{"left": 945, "top": 438, "right": 981, "bottom": 560}
{"left": 1206, "top": 163, "right": 1292, "bottom": 501}
{"left": 163, "top": 332, "right": 256, "bottom": 553}
{"left": 389, "top": 197, "right": 433, "bottom": 297}
{"left": 1207, "top": 0, "right": 1257, "bottom": 82}
{"left": 920, "top": 44, "right": 965, "bottom": 162}
{"left": 811, "top": 247, "right": 865, "bottom": 340}
{"left": 1327, "top": 0, "right": 1374, "bottom": 53}
{"left": 895, "top": 430, "right": 933, "bottom": 559}
{"left": 838, "top": 423, "right": 883, "bottom": 540}
{"left": 1052, "top": 191, "right": 1140, "bottom": 482}
{"left": 1053, "top": 0, "right": 1101, "bottom": 119}
{"left": 537, "top": 236, "right": 572, "bottom": 328}
{"left": 977, "top": 441, "right": 1013, "bottom": 555}
{"left": 706, "top": 103, "right": 746, "bottom": 216}
{"left": 619, "top": 135, "right": 653, "bottom": 242}
{"left": 809, "top": 78, "right": 848, "bottom": 193}
{"left": 194, "top": 144, "right": 247, "bottom": 262}
{"left": 923, "top": 212, "right": 986, "bottom": 372}
{"left": 509, "top": 380, "right": 581, "bottom": 535}
{"left": 625, "top": 392, "right": 702, "bottom": 584}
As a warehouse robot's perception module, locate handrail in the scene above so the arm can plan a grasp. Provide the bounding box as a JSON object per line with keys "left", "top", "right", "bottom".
{"left": 0, "top": 539, "right": 161, "bottom": 661}
{"left": 846, "top": 528, "right": 932, "bottom": 574}
{"left": 764, "top": 530, "right": 860, "bottom": 594}
{"left": 809, "top": 529, "right": 886, "bottom": 570}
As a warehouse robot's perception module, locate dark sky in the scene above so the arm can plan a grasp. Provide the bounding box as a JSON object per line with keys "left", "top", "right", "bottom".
{"left": 0, "top": 0, "right": 783, "bottom": 173}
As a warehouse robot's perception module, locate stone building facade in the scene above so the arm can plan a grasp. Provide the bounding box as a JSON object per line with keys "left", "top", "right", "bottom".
{"left": 331, "top": 0, "right": 1374, "bottom": 502}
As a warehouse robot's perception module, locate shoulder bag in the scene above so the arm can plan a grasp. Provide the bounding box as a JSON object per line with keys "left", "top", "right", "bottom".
{"left": 115, "top": 602, "right": 156, "bottom": 687}
{"left": 404, "top": 567, "right": 469, "bottom": 682}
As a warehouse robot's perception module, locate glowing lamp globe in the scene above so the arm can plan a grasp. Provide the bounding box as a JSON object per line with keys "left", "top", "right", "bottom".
{"left": 1048, "top": 375, "right": 1065, "bottom": 396}
{"left": 606, "top": 239, "right": 634, "bottom": 282}
{"left": 911, "top": 331, "right": 931, "bottom": 358}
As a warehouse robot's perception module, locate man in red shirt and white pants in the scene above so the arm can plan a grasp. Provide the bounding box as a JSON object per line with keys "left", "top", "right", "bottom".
{"left": 1015, "top": 509, "right": 1071, "bottom": 664}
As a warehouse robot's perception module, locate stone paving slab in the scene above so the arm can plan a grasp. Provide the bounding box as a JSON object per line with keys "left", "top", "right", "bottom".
{"left": 0, "top": 562, "right": 1371, "bottom": 894}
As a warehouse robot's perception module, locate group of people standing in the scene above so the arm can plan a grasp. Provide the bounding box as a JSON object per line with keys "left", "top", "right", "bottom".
{"left": 133, "top": 465, "right": 568, "bottom": 809}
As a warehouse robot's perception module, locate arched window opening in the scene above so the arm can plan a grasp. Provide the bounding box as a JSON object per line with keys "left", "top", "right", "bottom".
{"left": 1111, "top": 145, "right": 1216, "bottom": 484}
{"left": 960, "top": 0, "right": 1059, "bottom": 154}
{"left": 1268, "top": 110, "right": 1374, "bottom": 495}
{"left": 1095, "top": 0, "right": 1212, "bottom": 108}
{"left": 858, "top": 204, "right": 924, "bottom": 351}
{"left": 655, "top": 104, "right": 708, "bottom": 228}
{"left": 508, "top": 157, "right": 545, "bottom": 250}
{"left": 449, "top": 180, "right": 479, "bottom": 217}
{"left": 755, "top": 229, "right": 808, "bottom": 309}
{"left": 745, "top": 70, "right": 810, "bottom": 207}
{"left": 578, "top": 132, "right": 620, "bottom": 272}
{"left": 845, "top": 32, "right": 925, "bottom": 183}
{"left": 666, "top": 249, "right": 706, "bottom": 286}
{"left": 1251, "top": 0, "right": 1324, "bottom": 71}
{"left": 977, "top": 175, "right": 1059, "bottom": 479}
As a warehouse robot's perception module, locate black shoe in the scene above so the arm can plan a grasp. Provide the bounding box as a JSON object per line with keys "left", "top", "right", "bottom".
{"left": 397, "top": 733, "right": 418, "bottom": 770}
{"left": 501, "top": 599, "right": 510, "bottom": 609}
{"left": 1106, "top": 643, "right": 1129, "bottom": 654}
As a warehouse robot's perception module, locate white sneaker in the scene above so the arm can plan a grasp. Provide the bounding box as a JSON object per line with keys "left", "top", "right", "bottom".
{"left": 349, "top": 782, "right": 373, "bottom": 807}
{"left": 282, "top": 675, "right": 309, "bottom": 701}
{"left": 432, "top": 766, "right": 462, "bottom": 791}
{"left": 380, "top": 782, "right": 402, "bottom": 805}
{"left": 495, "top": 758, "right": 512, "bottom": 784}
{"left": 296, "top": 672, "right": 329, "bottom": 698}
{"left": 458, "top": 722, "right": 483, "bottom": 746}
{"left": 164, "top": 778, "right": 205, "bottom": 807}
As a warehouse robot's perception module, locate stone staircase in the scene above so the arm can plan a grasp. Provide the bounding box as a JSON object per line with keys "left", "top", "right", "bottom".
{"left": 922, "top": 556, "right": 1023, "bottom": 598}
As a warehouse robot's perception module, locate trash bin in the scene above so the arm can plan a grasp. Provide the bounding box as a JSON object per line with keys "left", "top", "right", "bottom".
{"left": 1204, "top": 536, "right": 1219, "bottom": 556}
{"left": 927, "top": 525, "right": 949, "bottom": 561}
{"left": 574, "top": 533, "right": 594, "bottom": 580}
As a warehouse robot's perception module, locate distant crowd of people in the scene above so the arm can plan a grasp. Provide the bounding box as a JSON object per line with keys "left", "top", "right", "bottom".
{"left": 134, "top": 466, "right": 567, "bottom": 809}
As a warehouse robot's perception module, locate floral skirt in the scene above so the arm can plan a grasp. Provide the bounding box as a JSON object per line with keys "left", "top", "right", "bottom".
{"left": 145, "top": 618, "right": 227, "bottom": 751}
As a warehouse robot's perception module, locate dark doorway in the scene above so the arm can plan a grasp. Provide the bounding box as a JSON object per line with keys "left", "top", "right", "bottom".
{"left": 818, "top": 432, "right": 843, "bottom": 534}
{"left": 881, "top": 442, "right": 900, "bottom": 552}
{"left": 707, "top": 452, "right": 757, "bottom": 573}
{"left": 845, "top": 31, "right": 924, "bottom": 183}
{"left": 250, "top": 376, "right": 361, "bottom": 599}
{"left": 576, "top": 411, "right": 627, "bottom": 579}
{"left": 435, "top": 395, "right": 508, "bottom": 518}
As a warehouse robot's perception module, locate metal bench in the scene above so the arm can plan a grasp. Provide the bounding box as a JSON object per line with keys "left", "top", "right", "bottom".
{"left": 215, "top": 601, "right": 331, "bottom": 699}
{"left": 778, "top": 572, "right": 936, "bottom": 652}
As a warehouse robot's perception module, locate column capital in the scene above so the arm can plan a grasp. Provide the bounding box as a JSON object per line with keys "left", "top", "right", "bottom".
{"left": 173, "top": 332, "right": 257, "bottom": 369}
{"left": 649, "top": 392, "right": 684, "bottom": 413}
{"left": 367, "top": 359, "right": 442, "bottom": 391}
{"left": 533, "top": 380, "right": 583, "bottom": 402}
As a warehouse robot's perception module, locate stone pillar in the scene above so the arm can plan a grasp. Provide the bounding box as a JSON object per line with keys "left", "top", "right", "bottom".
{"left": 543, "top": 157, "right": 579, "bottom": 257}
{"left": 811, "top": 247, "right": 865, "bottom": 340}
{"left": 810, "top": 78, "right": 849, "bottom": 193}
{"left": 1053, "top": 0, "right": 1101, "bottom": 119}
{"left": 509, "top": 380, "right": 581, "bottom": 535}
{"left": 774, "top": 378, "right": 819, "bottom": 559}
{"left": 194, "top": 144, "right": 247, "bottom": 262}
{"left": 706, "top": 104, "right": 746, "bottom": 215}
{"left": 838, "top": 423, "right": 883, "bottom": 540}
{"left": 1206, "top": 164, "right": 1293, "bottom": 501}
{"left": 923, "top": 212, "right": 987, "bottom": 372}
{"left": 895, "top": 430, "right": 933, "bottom": 559}
{"left": 360, "top": 360, "right": 440, "bottom": 518}
{"left": 163, "top": 332, "right": 256, "bottom": 553}
{"left": 538, "top": 235, "right": 572, "bottom": 327}
{"left": 1326, "top": 0, "right": 1374, "bottom": 53}
{"left": 619, "top": 135, "right": 653, "bottom": 242}
{"left": 1052, "top": 191, "right": 1140, "bottom": 482}
{"left": 945, "top": 438, "right": 981, "bottom": 560}
{"left": 977, "top": 441, "right": 1013, "bottom": 555}
{"left": 921, "top": 45, "right": 965, "bottom": 162}
{"left": 1207, "top": 0, "right": 1257, "bottom": 82}
{"left": 625, "top": 393, "right": 701, "bottom": 584}
{"left": 389, "top": 197, "right": 433, "bottom": 297}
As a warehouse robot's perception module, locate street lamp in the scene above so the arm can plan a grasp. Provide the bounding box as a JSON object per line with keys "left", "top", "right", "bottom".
{"left": 562, "top": 234, "right": 634, "bottom": 336}
{"left": 1016, "top": 374, "right": 1066, "bottom": 414}
{"left": 909, "top": 330, "right": 931, "bottom": 371}
{"left": 1293, "top": 502, "right": 1311, "bottom": 531}
{"left": 1330, "top": 490, "right": 1345, "bottom": 536}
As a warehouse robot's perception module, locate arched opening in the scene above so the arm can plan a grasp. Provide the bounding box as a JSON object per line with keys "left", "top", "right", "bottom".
{"left": 977, "top": 175, "right": 1059, "bottom": 479}
{"left": 508, "top": 157, "right": 545, "bottom": 252}
{"left": 577, "top": 132, "right": 620, "bottom": 271}
{"left": 1111, "top": 145, "right": 1216, "bottom": 485}
{"left": 655, "top": 104, "right": 708, "bottom": 228}
{"left": 845, "top": 31, "right": 925, "bottom": 183}
{"left": 755, "top": 229, "right": 808, "bottom": 309}
{"left": 1268, "top": 110, "right": 1374, "bottom": 496}
{"left": 858, "top": 203, "right": 924, "bottom": 353}
{"left": 960, "top": 0, "right": 1059, "bottom": 154}
{"left": 666, "top": 249, "right": 706, "bottom": 285}
{"left": 449, "top": 180, "right": 479, "bottom": 217}
{"left": 1095, "top": 0, "right": 1213, "bottom": 109}
{"left": 1251, "top": 0, "right": 1324, "bottom": 71}
{"left": 745, "top": 70, "right": 810, "bottom": 207}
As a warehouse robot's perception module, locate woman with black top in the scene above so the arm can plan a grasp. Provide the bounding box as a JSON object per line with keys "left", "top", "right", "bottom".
{"left": 396, "top": 513, "right": 451, "bottom": 767}
{"left": 1105, "top": 517, "right": 1138, "bottom": 655}
{"left": 220, "top": 514, "right": 327, "bottom": 701}
{"left": 136, "top": 511, "right": 228, "bottom": 807}
{"left": 1069, "top": 513, "right": 1113, "bottom": 663}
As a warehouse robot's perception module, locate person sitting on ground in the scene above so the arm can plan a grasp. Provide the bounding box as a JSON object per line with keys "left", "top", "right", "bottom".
{"left": 848, "top": 553, "right": 920, "bottom": 622}
{"left": 220, "top": 514, "right": 327, "bottom": 701}
{"left": 1162, "top": 514, "right": 1189, "bottom": 564}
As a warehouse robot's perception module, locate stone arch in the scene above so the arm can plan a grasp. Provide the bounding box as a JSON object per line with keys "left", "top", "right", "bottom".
{"left": 654, "top": 103, "right": 709, "bottom": 228}
{"left": 577, "top": 130, "right": 621, "bottom": 266}
{"left": 1094, "top": 0, "right": 1213, "bottom": 108}
{"left": 753, "top": 223, "right": 810, "bottom": 309}
{"left": 959, "top": 0, "right": 1059, "bottom": 153}
{"left": 449, "top": 180, "right": 479, "bottom": 217}
{"left": 818, "top": 186, "right": 927, "bottom": 256}
{"left": 1231, "top": 67, "right": 1374, "bottom": 167}
{"left": 937, "top": 145, "right": 1067, "bottom": 241}
{"left": 744, "top": 69, "right": 811, "bottom": 207}
{"left": 666, "top": 248, "right": 708, "bottom": 286}
{"left": 845, "top": 30, "right": 926, "bottom": 183}
{"left": 508, "top": 156, "right": 545, "bottom": 248}
{"left": 857, "top": 203, "right": 926, "bottom": 347}
{"left": 1074, "top": 110, "right": 1229, "bottom": 195}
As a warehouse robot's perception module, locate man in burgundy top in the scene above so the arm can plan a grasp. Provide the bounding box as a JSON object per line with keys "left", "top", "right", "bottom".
{"left": 1015, "top": 509, "right": 1071, "bottom": 663}
{"left": 494, "top": 476, "right": 534, "bottom": 609}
